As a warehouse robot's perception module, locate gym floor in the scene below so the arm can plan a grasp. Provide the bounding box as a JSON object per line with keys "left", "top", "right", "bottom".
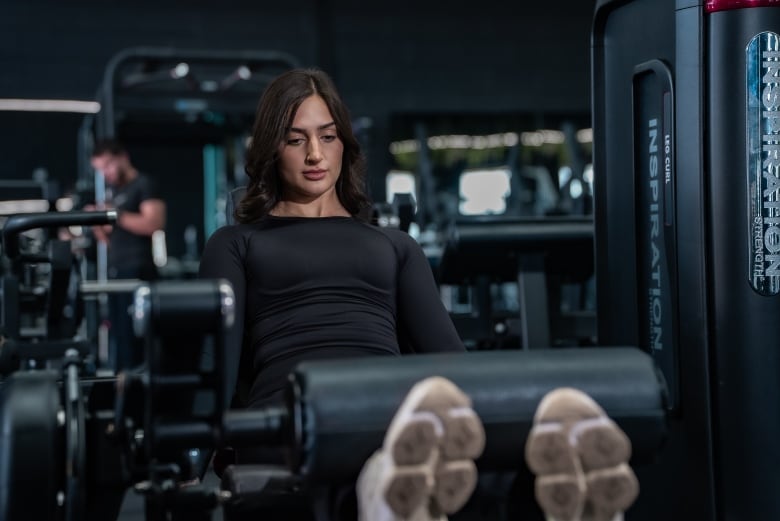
{"left": 117, "top": 471, "right": 224, "bottom": 521}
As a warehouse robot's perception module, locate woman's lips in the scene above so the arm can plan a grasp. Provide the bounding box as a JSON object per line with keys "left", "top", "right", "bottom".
{"left": 303, "top": 169, "right": 327, "bottom": 181}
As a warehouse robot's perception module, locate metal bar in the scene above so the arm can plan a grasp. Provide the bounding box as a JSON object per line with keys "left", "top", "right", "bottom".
{"left": 80, "top": 279, "right": 145, "bottom": 294}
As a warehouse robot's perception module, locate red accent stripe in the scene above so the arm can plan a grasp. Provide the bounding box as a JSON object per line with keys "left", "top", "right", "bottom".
{"left": 706, "top": 0, "right": 780, "bottom": 13}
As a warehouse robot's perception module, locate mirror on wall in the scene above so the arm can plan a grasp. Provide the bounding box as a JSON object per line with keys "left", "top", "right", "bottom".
{"left": 385, "top": 112, "right": 593, "bottom": 230}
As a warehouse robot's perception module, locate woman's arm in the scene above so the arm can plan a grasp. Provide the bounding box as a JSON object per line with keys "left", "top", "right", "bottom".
{"left": 394, "top": 232, "right": 466, "bottom": 353}
{"left": 198, "top": 226, "right": 247, "bottom": 408}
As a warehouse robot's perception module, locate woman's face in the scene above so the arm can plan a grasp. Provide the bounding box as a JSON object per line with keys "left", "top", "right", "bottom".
{"left": 277, "top": 94, "right": 344, "bottom": 205}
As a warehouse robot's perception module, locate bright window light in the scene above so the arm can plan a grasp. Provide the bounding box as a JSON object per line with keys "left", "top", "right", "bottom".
{"left": 583, "top": 164, "right": 594, "bottom": 185}
{"left": 458, "top": 168, "right": 511, "bottom": 216}
{"left": 389, "top": 132, "right": 519, "bottom": 154}
{"left": 558, "top": 165, "right": 573, "bottom": 188}
{"left": 577, "top": 128, "right": 593, "bottom": 143}
{"left": 569, "top": 178, "right": 584, "bottom": 199}
{"left": 386, "top": 170, "right": 417, "bottom": 203}
{"left": 520, "top": 130, "right": 565, "bottom": 147}
{"left": 583, "top": 163, "right": 594, "bottom": 194}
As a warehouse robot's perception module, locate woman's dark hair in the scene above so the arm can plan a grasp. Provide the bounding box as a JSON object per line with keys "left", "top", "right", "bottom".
{"left": 236, "top": 68, "right": 370, "bottom": 223}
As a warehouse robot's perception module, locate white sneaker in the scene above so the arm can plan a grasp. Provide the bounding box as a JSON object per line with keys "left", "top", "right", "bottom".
{"left": 357, "top": 376, "right": 486, "bottom": 521}
{"left": 525, "top": 387, "right": 639, "bottom": 521}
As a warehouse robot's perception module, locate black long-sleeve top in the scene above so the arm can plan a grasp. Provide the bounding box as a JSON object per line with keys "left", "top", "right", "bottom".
{"left": 198, "top": 215, "right": 465, "bottom": 409}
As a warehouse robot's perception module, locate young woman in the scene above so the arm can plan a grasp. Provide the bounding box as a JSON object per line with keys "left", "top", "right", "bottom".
{"left": 199, "top": 68, "right": 465, "bottom": 414}
{"left": 198, "top": 67, "right": 476, "bottom": 521}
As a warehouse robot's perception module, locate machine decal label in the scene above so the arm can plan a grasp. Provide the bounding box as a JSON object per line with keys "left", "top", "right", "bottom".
{"left": 747, "top": 31, "right": 780, "bottom": 295}
{"left": 646, "top": 112, "right": 672, "bottom": 352}
{"left": 633, "top": 59, "right": 679, "bottom": 410}
{"left": 648, "top": 118, "right": 663, "bottom": 350}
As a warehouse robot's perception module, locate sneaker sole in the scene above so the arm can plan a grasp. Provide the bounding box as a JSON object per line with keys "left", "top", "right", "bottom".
{"left": 525, "top": 388, "right": 639, "bottom": 521}
{"left": 381, "top": 377, "right": 486, "bottom": 518}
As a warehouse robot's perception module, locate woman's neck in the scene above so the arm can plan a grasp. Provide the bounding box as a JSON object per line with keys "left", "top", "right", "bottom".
{"left": 270, "top": 199, "right": 350, "bottom": 218}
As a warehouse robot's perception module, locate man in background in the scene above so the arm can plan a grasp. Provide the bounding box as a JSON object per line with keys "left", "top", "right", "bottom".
{"left": 90, "top": 139, "right": 166, "bottom": 372}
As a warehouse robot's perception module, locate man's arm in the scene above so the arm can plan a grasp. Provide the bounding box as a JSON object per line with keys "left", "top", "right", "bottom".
{"left": 118, "top": 199, "right": 166, "bottom": 236}
{"left": 83, "top": 203, "right": 112, "bottom": 243}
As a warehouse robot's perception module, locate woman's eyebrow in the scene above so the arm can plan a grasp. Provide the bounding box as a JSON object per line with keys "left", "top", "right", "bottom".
{"left": 287, "top": 121, "right": 336, "bottom": 133}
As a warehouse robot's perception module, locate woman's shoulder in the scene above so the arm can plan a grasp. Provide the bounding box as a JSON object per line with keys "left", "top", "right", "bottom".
{"left": 362, "top": 224, "right": 422, "bottom": 253}
{"left": 204, "top": 223, "right": 259, "bottom": 247}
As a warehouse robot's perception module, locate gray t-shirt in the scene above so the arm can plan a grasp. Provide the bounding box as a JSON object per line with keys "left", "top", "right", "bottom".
{"left": 108, "top": 173, "right": 160, "bottom": 276}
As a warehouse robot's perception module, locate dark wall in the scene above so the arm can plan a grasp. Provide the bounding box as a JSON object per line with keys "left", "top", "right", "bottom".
{"left": 0, "top": 0, "right": 597, "bottom": 254}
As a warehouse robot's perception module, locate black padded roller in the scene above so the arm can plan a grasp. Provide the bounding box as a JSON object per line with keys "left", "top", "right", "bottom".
{"left": 287, "top": 346, "right": 667, "bottom": 484}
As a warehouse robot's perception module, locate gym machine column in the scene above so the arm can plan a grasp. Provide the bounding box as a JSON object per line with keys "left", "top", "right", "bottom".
{"left": 592, "top": 1, "right": 780, "bottom": 518}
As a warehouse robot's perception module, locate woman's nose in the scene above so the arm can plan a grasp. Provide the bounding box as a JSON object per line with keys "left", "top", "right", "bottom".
{"left": 306, "top": 141, "right": 323, "bottom": 163}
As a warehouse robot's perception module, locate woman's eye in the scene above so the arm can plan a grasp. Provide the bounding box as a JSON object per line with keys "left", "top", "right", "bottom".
{"left": 321, "top": 135, "right": 337, "bottom": 142}
{"left": 287, "top": 138, "right": 304, "bottom": 145}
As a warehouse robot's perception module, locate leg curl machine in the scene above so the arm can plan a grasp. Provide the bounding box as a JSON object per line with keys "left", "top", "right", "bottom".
{"left": 0, "top": 275, "right": 668, "bottom": 520}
